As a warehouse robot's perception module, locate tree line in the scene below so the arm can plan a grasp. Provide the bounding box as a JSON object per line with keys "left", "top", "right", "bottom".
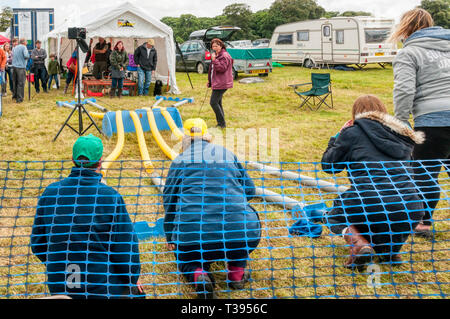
{"left": 0, "top": 0, "right": 448, "bottom": 39}
{"left": 161, "top": 0, "right": 449, "bottom": 43}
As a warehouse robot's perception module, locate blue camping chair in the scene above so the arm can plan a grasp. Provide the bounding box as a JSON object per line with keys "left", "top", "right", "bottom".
{"left": 289, "top": 73, "right": 334, "bottom": 110}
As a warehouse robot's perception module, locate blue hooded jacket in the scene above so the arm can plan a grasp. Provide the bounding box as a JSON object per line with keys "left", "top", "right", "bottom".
{"left": 31, "top": 167, "right": 141, "bottom": 299}
{"left": 405, "top": 26, "right": 450, "bottom": 43}
{"left": 163, "top": 140, "right": 261, "bottom": 246}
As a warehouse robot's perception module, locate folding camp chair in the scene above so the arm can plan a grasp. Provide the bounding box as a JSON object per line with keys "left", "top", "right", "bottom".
{"left": 289, "top": 73, "right": 333, "bottom": 110}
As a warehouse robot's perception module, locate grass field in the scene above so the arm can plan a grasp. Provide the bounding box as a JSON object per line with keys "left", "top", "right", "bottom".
{"left": 0, "top": 64, "right": 448, "bottom": 299}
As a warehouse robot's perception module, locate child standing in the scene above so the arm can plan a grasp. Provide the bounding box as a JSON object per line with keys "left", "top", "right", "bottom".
{"left": 47, "top": 54, "right": 60, "bottom": 90}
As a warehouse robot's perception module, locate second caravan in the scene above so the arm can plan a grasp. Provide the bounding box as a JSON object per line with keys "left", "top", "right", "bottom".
{"left": 270, "top": 17, "right": 398, "bottom": 68}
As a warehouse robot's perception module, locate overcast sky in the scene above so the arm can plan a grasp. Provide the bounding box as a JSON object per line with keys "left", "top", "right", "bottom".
{"left": 18, "top": 0, "right": 422, "bottom": 25}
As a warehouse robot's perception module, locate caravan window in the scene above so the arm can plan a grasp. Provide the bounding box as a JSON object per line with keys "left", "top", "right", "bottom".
{"left": 276, "top": 34, "right": 293, "bottom": 45}
{"left": 336, "top": 30, "right": 344, "bottom": 44}
{"left": 365, "top": 29, "right": 391, "bottom": 43}
{"left": 297, "top": 31, "right": 309, "bottom": 41}
{"left": 323, "top": 26, "right": 331, "bottom": 37}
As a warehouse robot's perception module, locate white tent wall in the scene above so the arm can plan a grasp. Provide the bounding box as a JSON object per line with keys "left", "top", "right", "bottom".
{"left": 43, "top": 1, "right": 180, "bottom": 94}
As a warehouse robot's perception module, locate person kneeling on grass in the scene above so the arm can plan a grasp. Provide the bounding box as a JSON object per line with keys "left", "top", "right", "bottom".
{"left": 321, "top": 95, "right": 426, "bottom": 271}
{"left": 31, "top": 134, "right": 144, "bottom": 299}
{"left": 163, "top": 119, "right": 261, "bottom": 299}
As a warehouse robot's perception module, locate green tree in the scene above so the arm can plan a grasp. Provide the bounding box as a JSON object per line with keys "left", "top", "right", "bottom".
{"left": 264, "top": 0, "right": 326, "bottom": 36}
{"left": 420, "top": 0, "right": 449, "bottom": 28}
{"left": 0, "top": 6, "right": 13, "bottom": 33}
{"left": 222, "top": 3, "right": 255, "bottom": 39}
{"left": 340, "top": 11, "right": 373, "bottom": 17}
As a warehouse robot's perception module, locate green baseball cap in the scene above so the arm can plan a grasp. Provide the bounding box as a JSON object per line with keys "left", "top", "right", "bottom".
{"left": 72, "top": 134, "right": 103, "bottom": 167}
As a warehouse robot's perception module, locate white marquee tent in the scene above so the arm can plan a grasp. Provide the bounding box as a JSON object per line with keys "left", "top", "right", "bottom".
{"left": 44, "top": 1, "right": 180, "bottom": 94}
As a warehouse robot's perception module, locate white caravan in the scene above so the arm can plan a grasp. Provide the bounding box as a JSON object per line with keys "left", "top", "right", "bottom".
{"left": 269, "top": 17, "right": 398, "bottom": 68}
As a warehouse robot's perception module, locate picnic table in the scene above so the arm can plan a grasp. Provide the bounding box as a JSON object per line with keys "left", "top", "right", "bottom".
{"left": 82, "top": 78, "right": 138, "bottom": 96}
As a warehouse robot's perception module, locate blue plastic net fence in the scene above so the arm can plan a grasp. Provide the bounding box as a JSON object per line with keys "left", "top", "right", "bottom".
{"left": 0, "top": 159, "right": 448, "bottom": 299}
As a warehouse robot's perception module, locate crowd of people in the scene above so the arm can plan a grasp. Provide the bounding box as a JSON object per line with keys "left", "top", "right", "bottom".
{"left": 21, "top": 7, "right": 450, "bottom": 299}
{"left": 0, "top": 37, "right": 158, "bottom": 101}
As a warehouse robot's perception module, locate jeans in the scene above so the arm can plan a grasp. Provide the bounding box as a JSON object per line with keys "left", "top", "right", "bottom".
{"left": 0, "top": 71, "right": 4, "bottom": 94}
{"left": 111, "top": 78, "right": 124, "bottom": 89}
{"left": 412, "top": 126, "right": 450, "bottom": 225}
{"left": 210, "top": 89, "right": 227, "bottom": 127}
{"left": 3, "top": 67, "right": 13, "bottom": 93}
{"left": 47, "top": 74, "right": 59, "bottom": 90}
{"left": 137, "top": 67, "right": 152, "bottom": 95}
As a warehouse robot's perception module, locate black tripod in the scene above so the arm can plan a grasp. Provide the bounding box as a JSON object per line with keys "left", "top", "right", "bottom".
{"left": 53, "top": 41, "right": 103, "bottom": 142}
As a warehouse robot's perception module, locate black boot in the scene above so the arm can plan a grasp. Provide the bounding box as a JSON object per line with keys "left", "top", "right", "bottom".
{"left": 118, "top": 88, "right": 122, "bottom": 99}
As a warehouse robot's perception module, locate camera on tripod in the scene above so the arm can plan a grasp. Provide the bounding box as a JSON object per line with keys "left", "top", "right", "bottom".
{"left": 68, "top": 27, "right": 87, "bottom": 40}
{"left": 68, "top": 27, "right": 89, "bottom": 53}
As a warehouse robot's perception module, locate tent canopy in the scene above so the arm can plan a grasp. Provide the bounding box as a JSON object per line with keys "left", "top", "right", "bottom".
{"left": 0, "top": 35, "right": 10, "bottom": 46}
{"left": 44, "top": 1, "right": 180, "bottom": 94}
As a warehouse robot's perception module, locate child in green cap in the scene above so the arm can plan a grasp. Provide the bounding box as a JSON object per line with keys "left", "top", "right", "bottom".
{"left": 31, "top": 134, "right": 144, "bottom": 299}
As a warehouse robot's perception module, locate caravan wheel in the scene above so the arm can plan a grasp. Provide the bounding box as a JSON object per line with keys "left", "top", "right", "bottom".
{"left": 303, "top": 59, "right": 315, "bottom": 69}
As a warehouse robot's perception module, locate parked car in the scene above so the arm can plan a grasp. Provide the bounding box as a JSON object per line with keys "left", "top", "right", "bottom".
{"left": 175, "top": 40, "right": 211, "bottom": 74}
{"left": 252, "top": 38, "right": 270, "bottom": 47}
{"left": 177, "top": 26, "right": 272, "bottom": 78}
{"left": 176, "top": 26, "right": 242, "bottom": 74}
{"left": 229, "top": 40, "right": 253, "bottom": 48}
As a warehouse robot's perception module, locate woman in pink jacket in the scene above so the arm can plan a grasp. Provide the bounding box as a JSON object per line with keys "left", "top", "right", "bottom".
{"left": 207, "top": 38, "right": 233, "bottom": 129}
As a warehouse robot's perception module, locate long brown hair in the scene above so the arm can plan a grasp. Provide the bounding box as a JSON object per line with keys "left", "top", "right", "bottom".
{"left": 390, "top": 8, "right": 434, "bottom": 42}
{"left": 352, "top": 95, "right": 388, "bottom": 120}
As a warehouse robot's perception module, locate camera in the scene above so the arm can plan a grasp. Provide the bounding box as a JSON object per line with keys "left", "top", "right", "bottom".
{"left": 68, "top": 27, "right": 87, "bottom": 40}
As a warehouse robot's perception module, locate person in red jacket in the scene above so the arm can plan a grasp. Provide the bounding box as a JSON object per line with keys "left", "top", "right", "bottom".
{"left": 207, "top": 38, "right": 233, "bottom": 129}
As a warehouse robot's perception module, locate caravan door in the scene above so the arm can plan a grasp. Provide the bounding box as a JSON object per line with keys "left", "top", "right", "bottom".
{"left": 321, "top": 24, "right": 333, "bottom": 61}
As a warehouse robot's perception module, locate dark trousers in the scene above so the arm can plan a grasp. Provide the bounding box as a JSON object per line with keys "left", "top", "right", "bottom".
{"left": 48, "top": 74, "right": 59, "bottom": 90}
{"left": 210, "top": 89, "right": 227, "bottom": 128}
{"left": 33, "top": 66, "right": 48, "bottom": 93}
{"left": 2, "top": 67, "right": 13, "bottom": 93}
{"left": 412, "top": 126, "right": 450, "bottom": 226}
{"left": 93, "top": 61, "right": 108, "bottom": 80}
{"left": 176, "top": 239, "right": 259, "bottom": 284}
{"left": 66, "top": 71, "right": 78, "bottom": 86}
{"left": 12, "top": 67, "right": 26, "bottom": 102}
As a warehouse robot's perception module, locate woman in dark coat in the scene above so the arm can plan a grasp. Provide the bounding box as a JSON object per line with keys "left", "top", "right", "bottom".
{"left": 322, "top": 95, "right": 425, "bottom": 270}
{"left": 109, "top": 41, "right": 128, "bottom": 98}
{"left": 163, "top": 118, "right": 261, "bottom": 299}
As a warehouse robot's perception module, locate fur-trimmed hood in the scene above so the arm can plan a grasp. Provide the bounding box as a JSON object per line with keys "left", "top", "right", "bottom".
{"left": 352, "top": 111, "right": 425, "bottom": 160}
{"left": 355, "top": 111, "right": 425, "bottom": 144}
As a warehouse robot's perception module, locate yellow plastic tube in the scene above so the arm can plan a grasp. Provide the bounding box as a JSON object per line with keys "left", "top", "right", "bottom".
{"left": 158, "top": 107, "right": 184, "bottom": 141}
{"left": 88, "top": 112, "right": 105, "bottom": 120}
{"left": 146, "top": 109, "right": 179, "bottom": 161}
{"left": 129, "top": 111, "right": 154, "bottom": 174}
{"left": 101, "top": 111, "right": 125, "bottom": 177}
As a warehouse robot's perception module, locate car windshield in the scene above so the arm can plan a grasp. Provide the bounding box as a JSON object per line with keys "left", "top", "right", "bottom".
{"left": 365, "top": 29, "right": 391, "bottom": 43}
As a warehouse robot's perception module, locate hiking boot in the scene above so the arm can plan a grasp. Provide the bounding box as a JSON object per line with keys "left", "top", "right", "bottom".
{"left": 118, "top": 88, "right": 122, "bottom": 99}
{"left": 110, "top": 88, "right": 116, "bottom": 98}
{"left": 63, "top": 85, "right": 69, "bottom": 94}
{"left": 194, "top": 273, "right": 216, "bottom": 299}
{"left": 227, "top": 266, "right": 250, "bottom": 290}
{"left": 414, "top": 223, "right": 433, "bottom": 240}
{"left": 343, "top": 225, "right": 375, "bottom": 271}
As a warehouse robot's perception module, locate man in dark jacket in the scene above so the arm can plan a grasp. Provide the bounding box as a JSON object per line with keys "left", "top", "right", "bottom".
{"left": 163, "top": 118, "right": 261, "bottom": 299}
{"left": 31, "top": 40, "right": 48, "bottom": 93}
{"left": 322, "top": 102, "right": 425, "bottom": 270}
{"left": 93, "top": 37, "right": 108, "bottom": 79}
{"left": 31, "top": 134, "right": 143, "bottom": 299}
{"left": 133, "top": 39, "right": 157, "bottom": 96}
